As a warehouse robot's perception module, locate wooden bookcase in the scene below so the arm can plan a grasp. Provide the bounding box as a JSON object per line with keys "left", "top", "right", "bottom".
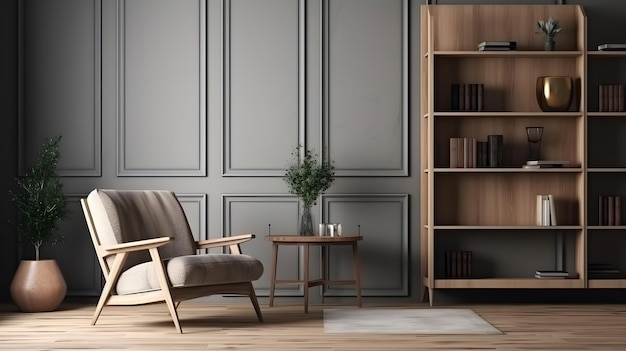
{"left": 420, "top": 4, "right": 588, "bottom": 304}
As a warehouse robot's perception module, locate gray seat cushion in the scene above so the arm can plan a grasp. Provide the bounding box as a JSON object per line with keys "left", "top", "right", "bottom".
{"left": 116, "top": 253, "right": 264, "bottom": 295}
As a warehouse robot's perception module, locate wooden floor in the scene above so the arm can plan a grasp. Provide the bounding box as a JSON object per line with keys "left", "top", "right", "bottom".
{"left": 2, "top": 301, "right": 626, "bottom": 350}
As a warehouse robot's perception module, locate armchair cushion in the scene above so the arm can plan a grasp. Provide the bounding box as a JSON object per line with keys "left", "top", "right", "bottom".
{"left": 116, "top": 253, "right": 264, "bottom": 295}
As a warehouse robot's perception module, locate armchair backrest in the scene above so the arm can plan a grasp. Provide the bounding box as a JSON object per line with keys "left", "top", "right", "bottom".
{"left": 85, "top": 189, "right": 196, "bottom": 271}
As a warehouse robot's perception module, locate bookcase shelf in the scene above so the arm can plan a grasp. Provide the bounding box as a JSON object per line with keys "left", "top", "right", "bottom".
{"left": 421, "top": 4, "right": 589, "bottom": 304}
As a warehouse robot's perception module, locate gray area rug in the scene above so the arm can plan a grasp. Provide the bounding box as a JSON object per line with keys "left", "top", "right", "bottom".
{"left": 323, "top": 308, "right": 502, "bottom": 335}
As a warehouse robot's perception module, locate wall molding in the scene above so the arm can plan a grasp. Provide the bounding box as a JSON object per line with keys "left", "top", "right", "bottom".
{"left": 116, "top": 0, "right": 207, "bottom": 176}
{"left": 321, "top": 194, "right": 409, "bottom": 297}
{"left": 322, "top": 0, "right": 409, "bottom": 176}
{"left": 222, "top": 0, "right": 305, "bottom": 176}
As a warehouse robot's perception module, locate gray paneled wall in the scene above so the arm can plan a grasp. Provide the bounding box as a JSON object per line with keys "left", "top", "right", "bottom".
{"left": 15, "top": 0, "right": 416, "bottom": 301}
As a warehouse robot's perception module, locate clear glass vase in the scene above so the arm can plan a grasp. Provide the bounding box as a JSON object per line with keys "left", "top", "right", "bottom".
{"left": 300, "top": 204, "right": 314, "bottom": 236}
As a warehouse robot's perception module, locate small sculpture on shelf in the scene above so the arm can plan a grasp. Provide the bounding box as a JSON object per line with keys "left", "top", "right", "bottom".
{"left": 537, "top": 17, "right": 562, "bottom": 51}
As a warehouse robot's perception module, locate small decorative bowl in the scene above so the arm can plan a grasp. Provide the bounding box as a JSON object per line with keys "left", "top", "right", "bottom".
{"left": 536, "top": 76, "right": 573, "bottom": 112}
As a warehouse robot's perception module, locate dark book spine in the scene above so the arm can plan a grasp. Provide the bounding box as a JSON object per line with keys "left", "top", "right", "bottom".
{"left": 599, "top": 195, "right": 605, "bottom": 226}
{"left": 459, "top": 84, "right": 465, "bottom": 111}
{"left": 608, "top": 196, "right": 615, "bottom": 226}
{"left": 451, "top": 84, "right": 460, "bottom": 111}
{"left": 487, "top": 134, "right": 503, "bottom": 167}
{"left": 616, "top": 196, "right": 622, "bottom": 226}
{"left": 445, "top": 251, "right": 451, "bottom": 277}
{"left": 464, "top": 84, "right": 471, "bottom": 111}
{"left": 617, "top": 84, "right": 625, "bottom": 112}
{"left": 609, "top": 84, "right": 614, "bottom": 112}
{"left": 470, "top": 84, "right": 477, "bottom": 111}
{"left": 599, "top": 84, "right": 605, "bottom": 112}
{"left": 477, "top": 84, "right": 484, "bottom": 111}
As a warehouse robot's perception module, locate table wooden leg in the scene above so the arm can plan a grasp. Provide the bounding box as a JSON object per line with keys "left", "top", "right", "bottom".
{"left": 269, "top": 242, "right": 278, "bottom": 307}
{"left": 321, "top": 245, "right": 327, "bottom": 304}
{"left": 303, "top": 243, "right": 310, "bottom": 313}
{"left": 352, "top": 242, "right": 362, "bottom": 307}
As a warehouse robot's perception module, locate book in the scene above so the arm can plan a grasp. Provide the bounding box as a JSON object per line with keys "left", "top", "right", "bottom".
{"left": 450, "top": 138, "right": 458, "bottom": 168}
{"left": 608, "top": 196, "right": 615, "bottom": 226}
{"left": 526, "top": 160, "right": 570, "bottom": 166}
{"left": 487, "top": 134, "right": 503, "bottom": 168}
{"left": 478, "top": 41, "right": 517, "bottom": 50}
{"left": 598, "top": 43, "right": 626, "bottom": 51}
{"left": 535, "top": 270, "right": 568, "bottom": 277}
{"left": 548, "top": 194, "right": 557, "bottom": 226}
{"left": 616, "top": 196, "right": 622, "bottom": 225}
{"left": 477, "top": 84, "right": 484, "bottom": 111}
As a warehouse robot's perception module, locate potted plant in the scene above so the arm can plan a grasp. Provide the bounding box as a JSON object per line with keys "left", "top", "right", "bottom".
{"left": 9, "top": 136, "right": 69, "bottom": 312}
{"left": 537, "top": 17, "right": 562, "bottom": 51}
{"left": 284, "top": 145, "right": 335, "bottom": 235}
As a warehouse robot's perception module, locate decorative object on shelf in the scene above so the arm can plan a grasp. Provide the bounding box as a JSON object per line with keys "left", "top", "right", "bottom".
{"left": 477, "top": 41, "right": 516, "bottom": 51}
{"left": 537, "top": 17, "right": 561, "bottom": 51}
{"left": 9, "top": 136, "right": 69, "bottom": 312}
{"left": 526, "top": 126, "right": 544, "bottom": 161}
{"left": 598, "top": 43, "right": 626, "bottom": 51}
{"left": 536, "top": 76, "right": 573, "bottom": 112}
{"left": 284, "top": 145, "right": 335, "bottom": 236}
{"left": 319, "top": 223, "right": 342, "bottom": 237}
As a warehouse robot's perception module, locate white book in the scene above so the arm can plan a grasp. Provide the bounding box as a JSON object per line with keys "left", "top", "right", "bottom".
{"left": 548, "top": 194, "right": 557, "bottom": 226}
{"left": 543, "top": 195, "right": 550, "bottom": 226}
{"left": 536, "top": 195, "right": 544, "bottom": 226}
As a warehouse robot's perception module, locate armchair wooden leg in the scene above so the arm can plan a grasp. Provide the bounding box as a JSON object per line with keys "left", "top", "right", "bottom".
{"left": 92, "top": 252, "right": 128, "bottom": 326}
{"left": 149, "top": 248, "right": 183, "bottom": 333}
{"left": 247, "top": 282, "right": 263, "bottom": 322}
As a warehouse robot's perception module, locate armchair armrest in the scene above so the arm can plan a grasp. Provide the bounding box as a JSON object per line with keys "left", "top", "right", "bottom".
{"left": 196, "top": 233, "right": 255, "bottom": 253}
{"left": 101, "top": 237, "right": 174, "bottom": 255}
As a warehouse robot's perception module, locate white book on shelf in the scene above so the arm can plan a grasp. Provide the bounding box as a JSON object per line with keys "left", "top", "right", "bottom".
{"left": 542, "top": 195, "right": 550, "bottom": 226}
{"left": 548, "top": 194, "right": 557, "bottom": 226}
{"left": 536, "top": 195, "right": 543, "bottom": 226}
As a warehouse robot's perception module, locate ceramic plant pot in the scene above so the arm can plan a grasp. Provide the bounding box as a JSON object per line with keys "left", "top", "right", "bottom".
{"left": 10, "top": 259, "right": 67, "bottom": 312}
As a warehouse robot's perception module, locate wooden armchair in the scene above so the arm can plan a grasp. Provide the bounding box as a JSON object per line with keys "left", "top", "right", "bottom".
{"left": 81, "top": 189, "right": 264, "bottom": 333}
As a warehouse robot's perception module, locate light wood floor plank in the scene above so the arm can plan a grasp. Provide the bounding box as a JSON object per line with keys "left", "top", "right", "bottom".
{"left": 2, "top": 302, "right": 626, "bottom": 350}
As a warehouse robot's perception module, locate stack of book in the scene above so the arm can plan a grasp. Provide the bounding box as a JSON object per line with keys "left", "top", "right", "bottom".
{"left": 535, "top": 270, "right": 568, "bottom": 279}
{"left": 598, "top": 84, "right": 625, "bottom": 112}
{"left": 522, "top": 160, "right": 570, "bottom": 169}
{"left": 444, "top": 250, "right": 472, "bottom": 278}
{"left": 477, "top": 41, "right": 517, "bottom": 51}
{"left": 536, "top": 194, "right": 557, "bottom": 226}
{"left": 588, "top": 263, "right": 622, "bottom": 279}
{"left": 598, "top": 195, "right": 622, "bottom": 226}
{"left": 451, "top": 83, "right": 484, "bottom": 111}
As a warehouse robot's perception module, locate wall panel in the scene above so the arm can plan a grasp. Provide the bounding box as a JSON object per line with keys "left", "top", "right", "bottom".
{"left": 322, "top": 194, "right": 409, "bottom": 296}
{"left": 323, "top": 0, "right": 408, "bottom": 176}
{"left": 117, "top": 0, "right": 206, "bottom": 176}
{"left": 223, "top": 195, "right": 302, "bottom": 296}
{"left": 223, "top": 0, "right": 302, "bottom": 176}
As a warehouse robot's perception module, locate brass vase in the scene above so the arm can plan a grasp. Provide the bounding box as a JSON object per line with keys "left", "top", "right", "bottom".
{"left": 10, "top": 260, "right": 67, "bottom": 312}
{"left": 536, "top": 76, "right": 573, "bottom": 112}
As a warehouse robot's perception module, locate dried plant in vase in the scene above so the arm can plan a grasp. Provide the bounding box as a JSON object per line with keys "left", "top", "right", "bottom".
{"left": 537, "top": 17, "right": 562, "bottom": 51}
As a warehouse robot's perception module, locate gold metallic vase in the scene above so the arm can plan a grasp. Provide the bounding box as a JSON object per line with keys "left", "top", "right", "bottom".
{"left": 536, "top": 76, "right": 573, "bottom": 112}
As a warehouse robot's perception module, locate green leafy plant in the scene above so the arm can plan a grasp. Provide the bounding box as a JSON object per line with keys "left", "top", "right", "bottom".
{"left": 537, "top": 17, "right": 562, "bottom": 39}
{"left": 284, "top": 145, "right": 335, "bottom": 207}
{"left": 11, "top": 136, "right": 69, "bottom": 260}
